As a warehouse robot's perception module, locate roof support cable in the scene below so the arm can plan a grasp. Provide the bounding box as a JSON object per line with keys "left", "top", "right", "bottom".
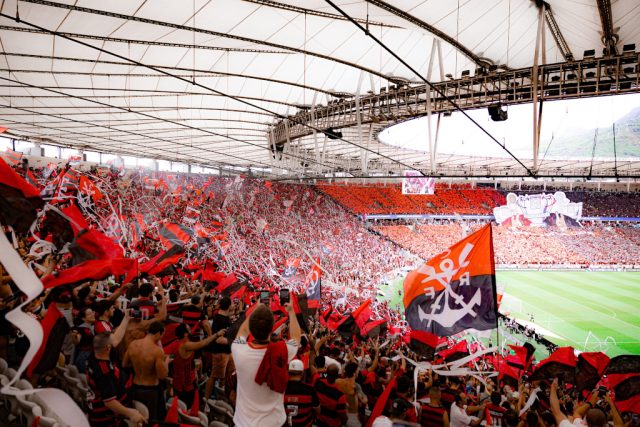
{"left": 324, "top": 0, "right": 535, "bottom": 177}
{"left": 0, "top": 12, "right": 422, "bottom": 177}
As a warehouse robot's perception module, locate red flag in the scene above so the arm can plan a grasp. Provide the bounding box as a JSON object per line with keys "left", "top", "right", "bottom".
{"left": 353, "top": 300, "right": 372, "bottom": 332}
{"left": 0, "top": 156, "right": 43, "bottom": 233}
{"left": 42, "top": 258, "right": 137, "bottom": 289}
{"left": 409, "top": 330, "right": 439, "bottom": 359}
{"left": 576, "top": 352, "right": 610, "bottom": 392}
{"left": 497, "top": 357, "right": 520, "bottom": 387}
{"left": 69, "top": 228, "right": 124, "bottom": 265}
{"left": 438, "top": 340, "right": 468, "bottom": 361}
{"left": 165, "top": 397, "right": 179, "bottom": 423}
{"left": 60, "top": 203, "right": 89, "bottom": 235}
{"left": 159, "top": 222, "right": 194, "bottom": 249}
{"left": 506, "top": 343, "right": 535, "bottom": 371}
{"left": 189, "top": 389, "right": 200, "bottom": 416}
{"left": 604, "top": 355, "right": 640, "bottom": 414}
{"left": 78, "top": 175, "right": 103, "bottom": 201}
{"left": 140, "top": 246, "right": 184, "bottom": 276}
{"left": 361, "top": 319, "right": 387, "bottom": 338}
{"left": 27, "top": 303, "right": 67, "bottom": 376}
{"left": 530, "top": 347, "right": 577, "bottom": 383}
{"left": 217, "top": 273, "right": 238, "bottom": 292}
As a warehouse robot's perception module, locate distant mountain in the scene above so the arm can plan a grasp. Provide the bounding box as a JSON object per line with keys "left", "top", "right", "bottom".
{"left": 544, "top": 106, "right": 640, "bottom": 158}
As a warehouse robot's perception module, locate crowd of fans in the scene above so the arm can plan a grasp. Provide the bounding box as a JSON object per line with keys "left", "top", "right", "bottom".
{"left": 375, "top": 222, "right": 640, "bottom": 267}
{"left": 0, "top": 154, "right": 638, "bottom": 427}
{"left": 317, "top": 183, "right": 506, "bottom": 215}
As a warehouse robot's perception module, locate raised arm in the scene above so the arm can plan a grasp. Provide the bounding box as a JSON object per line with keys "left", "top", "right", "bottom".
{"left": 109, "top": 310, "right": 130, "bottom": 347}
{"left": 285, "top": 303, "right": 301, "bottom": 343}
{"left": 605, "top": 392, "right": 624, "bottom": 427}
{"left": 550, "top": 378, "right": 569, "bottom": 426}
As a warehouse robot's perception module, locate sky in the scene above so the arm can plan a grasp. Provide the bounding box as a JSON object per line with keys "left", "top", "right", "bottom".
{"left": 378, "top": 93, "right": 640, "bottom": 158}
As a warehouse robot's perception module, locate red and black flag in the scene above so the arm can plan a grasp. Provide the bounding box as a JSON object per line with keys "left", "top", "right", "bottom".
{"left": 42, "top": 258, "right": 138, "bottom": 289}
{"left": 506, "top": 343, "right": 536, "bottom": 372}
{"left": 438, "top": 339, "right": 469, "bottom": 363}
{"left": 0, "top": 156, "right": 44, "bottom": 233}
{"left": 575, "top": 352, "right": 610, "bottom": 393}
{"left": 497, "top": 357, "right": 521, "bottom": 388}
{"left": 604, "top": 355, "right": 640, "bottom": 414}
{"left": 69, "top": 228, "right": 125, "bottom": 266}
{"left": 529, "top": 346, "right": 577, "bottom": 383}
{"left": 282, "top": 258, "right": 301, "bottom": 279}
{"left": 27, "top": 302, "right": 70, "bottom": 377}
{"left": 303, "top": 259, "right": 321, "bottom": 314}
{"left": 333, "top": 300, "right": 372, "bottom": 338}
{"left": 408, "top": 330, "right": 439, "bottom": 360}
{"left": 403, "top": 224, "right": 497, "bottom": 336}
{"left": 78, "top": 175, "right": 103, "bottom": 202}
{"left": 291, "top": 292, "right": 310, "bottom": 334}
{"left": 140, "top": 245, "right": 185, "bottom": 276}
{"left": 361, "top": 319, "right": 387, "bottom": 338}
{"left": 159, "top": 222, "right": 194, "bottom": 249}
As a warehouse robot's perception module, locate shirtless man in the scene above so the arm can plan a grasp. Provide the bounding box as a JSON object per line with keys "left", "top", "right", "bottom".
{"left": 123, "top": 321, "right": 168, "bottom": 422}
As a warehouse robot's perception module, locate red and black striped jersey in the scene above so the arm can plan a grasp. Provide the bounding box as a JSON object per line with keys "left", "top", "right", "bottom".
{"left": 284, "top": 380, "right": 319, "bottom": 427}
{"left": 420, "top": 403, "right": 446, "bottom": 427}
{"left": 87, "top": 355, "right": 127, "bottom": 427}
{"left": 314, "top": 379, "right": 347, "bottom": 427}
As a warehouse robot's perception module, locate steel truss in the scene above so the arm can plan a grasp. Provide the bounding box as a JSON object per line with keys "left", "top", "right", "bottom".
{"left": 270, "top": 53, "right": 640, "bottom": 146}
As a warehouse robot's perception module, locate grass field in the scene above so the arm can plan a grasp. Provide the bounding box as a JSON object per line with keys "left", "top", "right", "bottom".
{"left": 377, "top": 271, "right": 640, "bottom": 357}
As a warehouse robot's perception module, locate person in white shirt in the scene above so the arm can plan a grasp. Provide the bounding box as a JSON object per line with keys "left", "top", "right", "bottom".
{"left": 450, "top": 392, "right": 485, "bottom": 427}
{"left": 231, "top": 303, "right": 300, "bottom": 427}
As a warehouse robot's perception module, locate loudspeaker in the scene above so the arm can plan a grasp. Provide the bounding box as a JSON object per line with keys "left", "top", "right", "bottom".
{"left": 488, "top": 105, "right": 508, "bottom": 121}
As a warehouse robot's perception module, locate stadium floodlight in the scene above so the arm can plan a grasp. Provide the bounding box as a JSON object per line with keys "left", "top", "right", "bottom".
{"left": 622, "top": 43, "right": 636, "bottom": 54}
{"left": 583, "top": 49, "right": 596, "bottom": 58}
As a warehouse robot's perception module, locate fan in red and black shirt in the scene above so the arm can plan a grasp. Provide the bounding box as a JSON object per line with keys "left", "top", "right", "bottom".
{"left": 284, "top": 359, "right": 320, "bottom": 427}
{"left": 87, "top": 333, "right": 146, "bottom": 426}
{"left": 314, "top": 364, "right": 348, "bottom": 427}
{"left": 129, "top": 282, "right": 158, "bottom": 319}
{"left": 94, "top": 300, "right": 116, "bottom": 335}
{"left": 486, "top": 392, "right": 508, "bottom": 427}
{"left": 179, "top": 295, "right": 212, "bottom": 336}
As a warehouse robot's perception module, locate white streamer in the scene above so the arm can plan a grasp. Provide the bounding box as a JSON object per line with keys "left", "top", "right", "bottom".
{"left": 519, "top": 387, "right": 540, "bottom": 416}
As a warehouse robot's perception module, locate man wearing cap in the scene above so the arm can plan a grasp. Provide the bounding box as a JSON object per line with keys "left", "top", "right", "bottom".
{"left": 284, "top": 359, "right": 320, "bottom": 427}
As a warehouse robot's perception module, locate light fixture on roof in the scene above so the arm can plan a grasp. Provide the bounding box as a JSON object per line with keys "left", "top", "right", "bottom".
{"left": 488, "top": 104, "right": 508, "bottom": 122}
{"left": 324, "top": 127, "right": 343, "bottom": 140}
{"left": 622, "top": 43, "right": 636, "bottom": 54}
{"left": 583, "top": 49, "right": 596, "bottom": 58}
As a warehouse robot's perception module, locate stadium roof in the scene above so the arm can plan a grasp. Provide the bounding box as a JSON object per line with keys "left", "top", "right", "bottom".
{"left": 1, "top": 0, "right": 639, "bottom": 178}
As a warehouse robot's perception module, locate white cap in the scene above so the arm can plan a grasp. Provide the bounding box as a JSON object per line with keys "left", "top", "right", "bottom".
{"left": 289, "top": 359, "right": 304, "bottom": 372}
{"left": 371, "top": 416, "right": 393, "bottom": 427}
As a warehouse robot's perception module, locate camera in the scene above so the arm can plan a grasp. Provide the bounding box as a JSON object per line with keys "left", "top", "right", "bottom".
{"left": 279, "top": 288, "right": 290, "bottom": 304}
{"left": 260, "top": 291, "right": 270, "bottom": 304}
{"left": 597, "top": 385, "right": 607, "bottom": 397}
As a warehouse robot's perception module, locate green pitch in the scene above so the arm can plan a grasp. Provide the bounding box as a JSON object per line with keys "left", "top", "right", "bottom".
{"left": 377, "top": 271, "right": 640, "bottom": 357}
